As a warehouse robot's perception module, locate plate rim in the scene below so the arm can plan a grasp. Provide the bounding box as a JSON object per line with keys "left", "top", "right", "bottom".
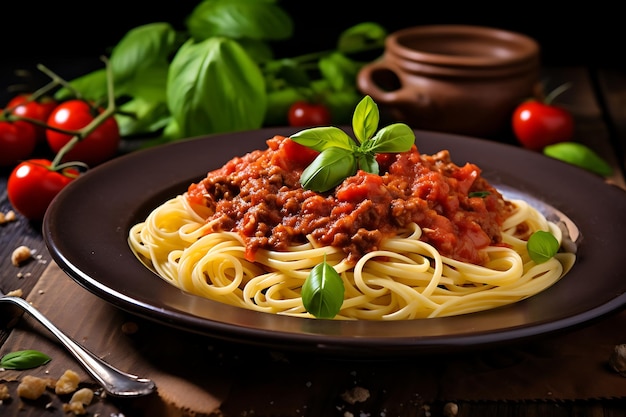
{"left": 43, "top": 127, "right": 626, "bottom": 356}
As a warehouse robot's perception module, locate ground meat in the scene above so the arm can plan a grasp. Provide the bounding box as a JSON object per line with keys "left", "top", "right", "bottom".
{"left": 187, "top": 135, "right": 513, "bottom": 265}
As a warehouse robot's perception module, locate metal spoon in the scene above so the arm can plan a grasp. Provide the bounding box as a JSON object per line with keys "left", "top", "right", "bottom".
{"left": 0, "top": 293, "right": 156, "bottom": 397}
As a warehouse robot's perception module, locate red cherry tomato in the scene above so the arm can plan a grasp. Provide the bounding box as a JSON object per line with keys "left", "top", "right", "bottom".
{"left": 512, "top": 100, "right": 574, "bottom": 151}
{"left": 288, "top": 101, "right": 332, "bottom": 127}
{"left": 7, "top": 159, "right": 79, "bottom": 221}
{"left": 46, "top": 99, "right": 120, "bottom": 166}
{"left": 281, "top": 138, "right": 319, "bottom": 167}
{"left": 0, "top": 120, "right": 37, "bottom": 167}
{"left": 6, "top": 94, "right": 57, "bottom": 143}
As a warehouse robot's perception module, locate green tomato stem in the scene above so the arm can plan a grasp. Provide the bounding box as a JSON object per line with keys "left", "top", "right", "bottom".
{"left": 544, "top": 82, "right": 572, "bottom": 104}
{"left": 51, "top": 56, "right": 117, "bottom": 169}
{"left": 36, "top": 64, "right": 84, "bottom": 101}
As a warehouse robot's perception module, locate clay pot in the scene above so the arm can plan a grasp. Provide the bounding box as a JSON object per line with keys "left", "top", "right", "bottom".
{"left": 357, "top": 25, "right": 541, "bottom": 139}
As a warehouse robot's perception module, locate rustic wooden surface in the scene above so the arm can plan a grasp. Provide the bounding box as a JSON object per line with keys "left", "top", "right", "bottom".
{"left": 2, "top": 66, "right": 626, "bottom": 417}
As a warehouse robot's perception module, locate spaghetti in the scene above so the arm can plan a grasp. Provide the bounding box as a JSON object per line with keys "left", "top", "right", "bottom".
{"left": 128, "top": 134, "right": 575, "bottom": 320}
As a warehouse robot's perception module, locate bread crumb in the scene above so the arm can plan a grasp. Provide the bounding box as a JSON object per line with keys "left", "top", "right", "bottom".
{"left": 443, "top": 402, "right": 459, "bottom": 416}
{"left": 16, "top": 375, "right": 55, "bottom": 400}
{"left": 0, "top": 210, "right": 16, "bottom": 224}
{"left": 0, "top": 383, "right": 10, "bottom": 400}
{"left": 5, "top": 210, "right": 16, "bottom": 222}
{"left": 63, "top": 400, "right": 87, "bottom": 414}
{"left": 62, "top": 387, "right": 94, "bottom": 415}
{"left": 71, "top": 387, "right": 94, "bottom": 405}
{"left": 55, "top": 369, "right": 80, "bottom": 395}
{"left": 6, "top": 288, "right": 23, "bottom": 297}
{"left": 340, "top": 386, "right": 370, "bottom": 404}
{"left": 11, "top": 245, "right": 32, "bottom": 266}
{"left": 121, "top": 321, "right": 139, "bottom": 334}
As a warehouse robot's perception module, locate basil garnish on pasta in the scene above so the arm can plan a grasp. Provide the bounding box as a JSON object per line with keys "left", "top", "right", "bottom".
{"left": 290, "top": 95, "right": 415, "bottom": 193}
{"left": 301, "top": 258, "right": 345, "bottom": 319}
{"left": 527, "top": 230, "right": 560, "bottom": 264}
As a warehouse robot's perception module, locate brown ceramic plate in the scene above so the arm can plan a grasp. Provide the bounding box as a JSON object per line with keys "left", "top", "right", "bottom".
{"left": 43, "top": 127, "right": 626, "bottom": 357}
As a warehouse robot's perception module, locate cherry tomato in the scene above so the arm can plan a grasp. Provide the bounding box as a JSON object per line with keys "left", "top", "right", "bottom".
{"left": 512, "top": 100, "right": 574, "bottom": 151}
{"left": 46, "top": 99, "right": 120, "bottom": 166}
{"left": 6, "top": 94, "right": 57, "bottom": 143}
{"left": 281, "top": 138, "right": 319, "bottom": 167}
{"left": 0, "top": 120, "right": 37, "bottom": 167}
{"left": 7, "top": 159, "right": 79, "bottom": 221}
{"left": 288, "top": 101, "right": 332, "bottom": 127}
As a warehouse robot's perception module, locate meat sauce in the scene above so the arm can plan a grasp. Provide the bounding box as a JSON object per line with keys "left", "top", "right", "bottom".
{"left": 187, "top": 135, "right": 514, "bottom": 266}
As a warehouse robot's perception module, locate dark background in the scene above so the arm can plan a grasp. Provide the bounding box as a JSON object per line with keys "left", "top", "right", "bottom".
{"left": 1, "top": 1, "right": 624, "bottom": 103}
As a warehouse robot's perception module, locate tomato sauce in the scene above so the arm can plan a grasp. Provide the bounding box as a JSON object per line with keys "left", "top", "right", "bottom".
{"left": 187, "top": 135, "right": 513, "bottom": 266}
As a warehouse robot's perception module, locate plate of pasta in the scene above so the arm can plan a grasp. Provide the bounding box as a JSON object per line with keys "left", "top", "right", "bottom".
{"left": 43, "top": 126, "right": 626, "bottom": 356}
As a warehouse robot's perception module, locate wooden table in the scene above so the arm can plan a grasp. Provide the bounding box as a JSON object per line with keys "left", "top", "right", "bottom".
{"left": 2, "top": 66, "right": 626, "bottom": 417}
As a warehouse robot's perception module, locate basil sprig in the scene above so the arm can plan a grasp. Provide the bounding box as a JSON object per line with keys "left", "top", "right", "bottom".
{"left": 302, "top": 258, "right": 345, "bottom": 319}
{"left": 290, "top": 95, "right": 415, "bottom": 192}
{"left": 0, "top": 349, "right": 51, "bottom": 370}
{"left": 527, "top": 230, "right": 560, "bottom": 264}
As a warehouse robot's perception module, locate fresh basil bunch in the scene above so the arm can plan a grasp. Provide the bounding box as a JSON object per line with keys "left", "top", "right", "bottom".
{"left": 291, "top": 95, "right": 415, "bottom": 192}
{"left": 54, "top": 0, "right": 386, "bottom": 145}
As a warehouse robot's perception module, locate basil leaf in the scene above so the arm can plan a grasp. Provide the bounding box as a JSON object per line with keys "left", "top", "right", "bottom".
{"left": 366, "top": 123, "right": 415, "bottom": 153}
{"left": 264, "top": 58, "right": 311, "bottom": 88}
{"left": 543, "top": 142, "right": 613, "bottom": 177}
{"left": 186, "top": 0, "right": 293, "bottom": 41}
{"left": 318, "top": 52, "right": 361, "bottom": 92}
{"left": 356, "top": 152, "right": 379, "bottom": 174}
{"left": 337, "top": 22, "right": 387, "bottom": 54}
{"left": 321, "top": 90, "right": 362, "bottom": 126}
{"left": 167, "top": 37, "right": 267, "bottom": 137}
{"left": 300, "top": 147, "right": 356, "bottom": 192}
{"left": 264, "top": 88, "right": 307, "bottom": 126}
{"left": 290, "top": 126, "right": 355, "bottom": 152}
{"left": 235, "top": 38, "right": 274, "bottom": 63}
{"left": 110, "top": 23, "right": 178, "bottom": 87}
{"left": 469, "top": 191, "right": 491, "bottom": 198}
{"left": 352, "top": 95, "right": 379, "bottom": 144}
{"left": 302, "top": 261, "right": 345, "bottom": 319}
{"left": 116, "top": 97, "right": 171, "bottom": 137}
{"left": 120, "top": 66, "right": 169, "bottom": 103}
{"left": 527, "top": 230, "right": 560, "bottom": 264}
{"left": 55, "top": 69, "right": 108, "bottom": 102}
{"left": 0, "top": 350, "right": 51, "bottom": 370}
{"left": 294, "top": 96, "right": 415, "bottom": 191}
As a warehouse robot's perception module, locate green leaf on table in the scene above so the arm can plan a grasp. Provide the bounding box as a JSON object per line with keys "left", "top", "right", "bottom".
{"left": 0, "top": 350, "right": 51, "bottom": 370}
{"left": 543, "top": 142, "right": 613, "bottom": 177}
{"left": 302, "top": 260, "right": 345, "bottom": 319}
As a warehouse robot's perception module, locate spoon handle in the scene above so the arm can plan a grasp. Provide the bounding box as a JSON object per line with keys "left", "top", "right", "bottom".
{"left": 1, "top": 296, "right": 156, "bottom": 397}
